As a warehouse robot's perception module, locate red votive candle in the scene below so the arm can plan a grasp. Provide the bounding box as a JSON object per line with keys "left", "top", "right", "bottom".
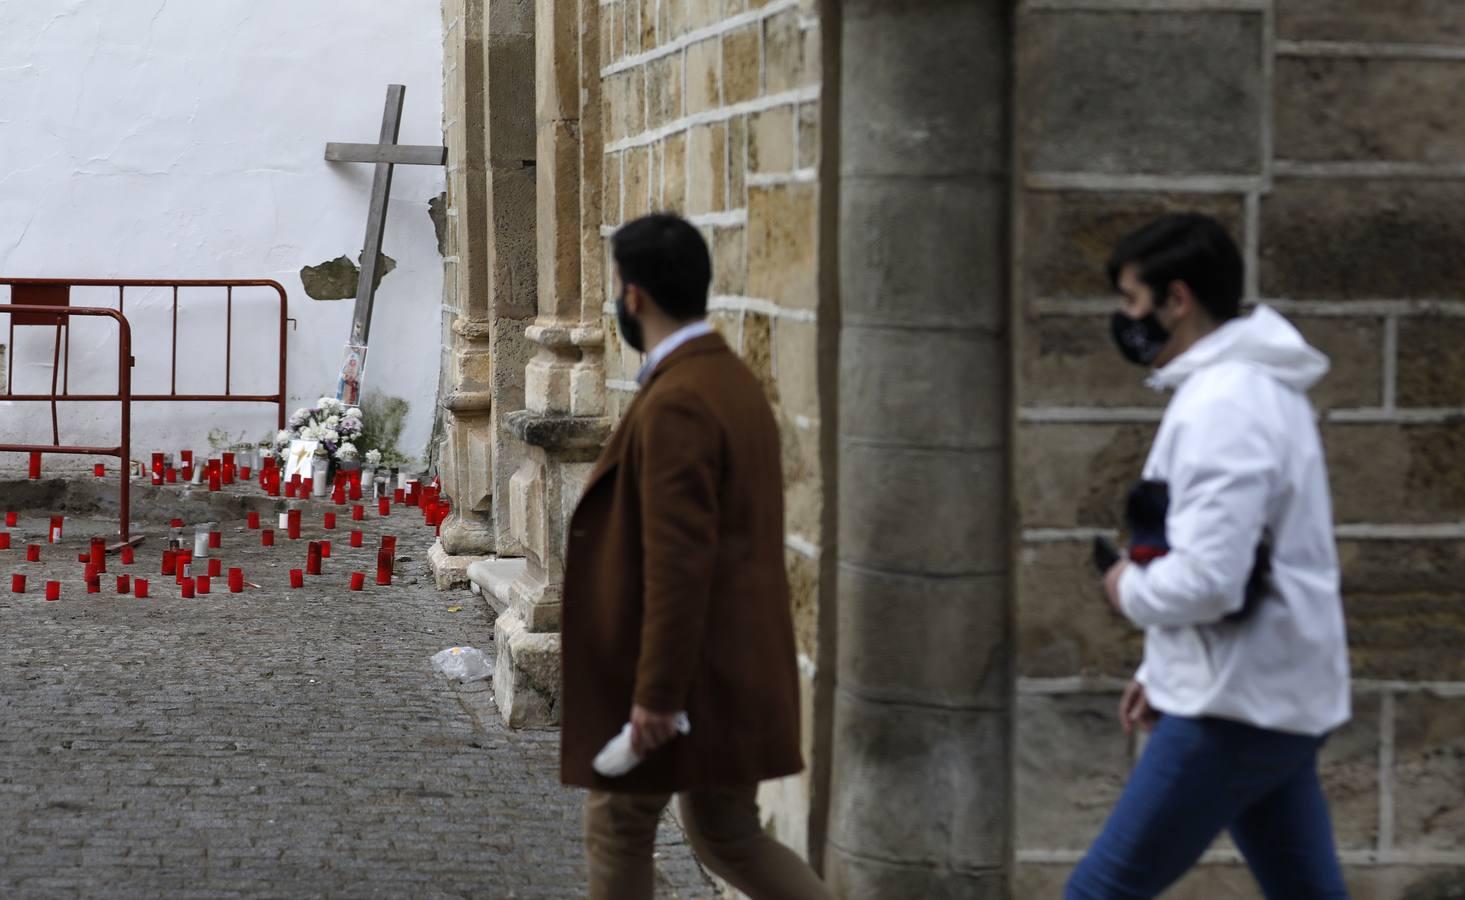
{"left": 166, "top": 467, "right": 178, "bottom": 484}
{"left": 196, "top": 575, "right": 210, "bottom": 595}
{"left": 87, "top": 577, "right": 101, "bottom": 594}
{"left": 247, "top": 511, "right": 260, "bottom": 529}
{"left": 240, "top": 465, "right": 252, "bottom": 481}
{"left": 209, "top": 531, "right": 222, "bottom": 549}
{"left": 120, "top": 545, "right": 135, "bottom": 565}
{"left": 222, "top": 465, "right": 234, "bottom": 486}
{"left": 134, "top": 578, "right": 149, "bottom": 598}
{"left": 228, "top": 568, "right": 244, "bottom": 593}
{"left": 323, "top": 512, "right": 336, "bottom": 530}
{"left": 162, "top": 550, "right": 177, "bottom": 575}
{"left": 94, "top": 463, "right": 106, "bottom": 477}
{"left": 0, "top": 532, "right": 10, "bottom": 550}
{"left": 181, "top": 449, "right": 193, "bottom": 467}
{"left": 287, "top": 510, "right": 301, "bottom": 541}
{"left": 378, "top": 497, "right": 391, "bottom": 517}
{"left": 176, "top": 551, "right": 193, "bottom": 582}
{"left": 78, "top": 552, "right": 89, "bottom": 563}
{"left": 116, "top": 574, "right": 130, "bottom": 594}
{"left": 151, "top": 452, "right": 165, "bottom": 473}
{"left": 320, "top": 540, "right": 332, "bottom": 559}
{"left": 180, "top": 578, "right": 195, "bottom": 599}
{"left": 152, "top": 468, "right": 164, "bottom": 486}
{"left": 349, "top": 572, "right": 366, "bottom": 591}
{"left": 261, "top": 529, "right": 275, "bottom": 547}
{"left": 306, "top": 542, "right": 322, "bottom": 575}
{"left": 208, "top": 558, "right": 222, "bottom": 578}
{"left": 29, "top": 452, "right": 42, "bottom": 479}
{"left": 349, "top": 530, "right": 363, "bottom": 548}
{"left": 11, "top": 574, "right": 25, "bottom": 594}
{"left": 349, "top": 478, "right": 362, "bottom": 502}
{"left": 91, "top": 537, "right": 106, "bottom": 566}
{"left": 289, "top": 569, "right": 304, "bottom": 589}
{"left": 209, "top": 472, "right": 222, "bottom": 492}
{"left": 394, "top": 488, "right": 405, "bottom": 504}
{"left": 181, "top": 466, "right": 194, "bottom": 482}
{"left": 332, "top": 488, "right": 346, "bottom": 507}
{"left": 84, "top": 563, "right": 99, "bottom": 582}
{"left": 375, "top": 547, "right": 393, "bottom": 585}
{"left": 45, "top": 580, "right": 61, "bottom": 601}
{"left": 351, "top": 505, "right": 365, "bottom": 521}
{"left": 27, "top": 544, "right": 41, "bottom": 562}
{"left": 4, "top": 512, "right": 16, "bottom": 527}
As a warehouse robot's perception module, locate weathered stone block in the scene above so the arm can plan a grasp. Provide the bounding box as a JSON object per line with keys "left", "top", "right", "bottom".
{"left": 842, "top": 1, "right": 1004, "bottom": 178}
{"left": 1276, "top": 57, "right": 1465, "bottom": 164}
{"left": 486, "top": 32, "right": 536, "bottom": 164}
{"left": 1394, "top": 691, "right": 1465, "bottom": 852}
{"left": 842, "top": 326, "right": 1006, "bottom": 450}
{"left": 1278, "top": 0, "right": 1465, "bottom": 44}
{"left": 1325, "top": 421, "right": 1465, "bottom": 524}
{"left": 637, "top": 0, "right": 656, "bottom": 51}
{"left": 782, "top": 415, "right": 820, "bottom": 544}
{"left": 1017, "top": 541, "right": 1143, "bottom": 678}
{"left": 686, "top": 122, "right": 728, "bottom": 214}
{"left": 662, "top": 130, "right": 687, "bottom": 213}
{"left": 839, "top": 567, "right": 1007, "bottom": 710}
{"left": 829, "top": 693, "right": 1008, "bottom": 869}
{"left": 727, "top": 114, "right": 747, "bottom": 209}
{"left": 1338, "top": 539, "right": 1465, "bottom": 680}
{"left": 1351, "top": 867, "right": 1465, "bottom": 900}
{"left": 742, "top": 311, "right": 776, "bottom": 402}
{"left": 1398, "top": 317, "right": 1465, "bottom": 408}
{"left": 604, "top": 69, "right": 646, "bottom": 145}
{"left": 1016, "top": 423, "right": 1156, "bottom": 530}
{"left": 763, "top": 10, "right": 815, "bottom": 95}
{"left": 1321, "top": 692, "right": 1381, "bottom": 851}
{"left": 842, "top": 175, "right": 1004, "bottom": 328}
{"left": 840, "top": 443, "right": 1006, "bottom": 577}
{"left": 1016, "top": 692, "right": 1132, "bottom": 851}
{"left": 749, "top": 106, "right": 795, "bottom": 173}
{"left": 685, "top": 37, "right": 721, "bottom": 115}
{"left": 722, "top": 23, "right": 761, "bottom": 105}
{"left": 747, "top": 182, "right": 817, "bottom": 309}
{"left": 1015, "top": 863, "right": 1262, "bottom": 899}
{"left": 829, "top": 849, "right": 1006, "bottom": 900}
{"left": 494, "top": 608, "right": 561, "bottom": 727}
{"left": 645, "top": 53, "right": 683, "bottom": 130}
{"left": 773, "top": 318, "right": 817, "bottom": 421}
{"left": 658, "top": 0, "right": 687, "bottom": 41}
{"left": 1262, "top": 179, "right": 1465, "bottom": 301}
{"left": 785, "top": 548, "right": 819, "bottom": 659}
{"left": 1021, "top": 190, "right": 1246, "bottom": 301}
{"left": 602, "top": 151, "right": 622, "bottom": 227}
{"left": 685, "top": 0, "right": 723, "bottom": 32}
{"left": 1019, "top": 11, "right": 1263, "bottom": 175}
{"left": 622, "top": 145, "right": 650, "bottom": 220}
{"left": 797, "top": 102, "right": 818, "bottom": 169}
{"left": 711, "top": 225, "right": 745, "bottom": 296}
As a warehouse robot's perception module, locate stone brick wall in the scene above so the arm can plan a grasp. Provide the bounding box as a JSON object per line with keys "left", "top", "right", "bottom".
{"left": 595, "top": 0, "right": 826, "bottom": 858}
{"left": 1014, "top": 1, "right": 1465, "bottom": 895}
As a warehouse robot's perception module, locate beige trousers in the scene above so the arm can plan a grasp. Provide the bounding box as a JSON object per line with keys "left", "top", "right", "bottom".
{"left": 584, "top": 784, "right": 834, "bottom": 900}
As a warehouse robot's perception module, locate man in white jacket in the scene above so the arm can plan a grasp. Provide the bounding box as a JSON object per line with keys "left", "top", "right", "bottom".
{"left": 1067, "top": 214, "right": 1352, "bottom": 899}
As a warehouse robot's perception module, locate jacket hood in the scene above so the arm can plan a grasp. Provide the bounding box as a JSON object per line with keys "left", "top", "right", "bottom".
{"left": 1148, "top": 305, "right": 1330, "bottom": 393}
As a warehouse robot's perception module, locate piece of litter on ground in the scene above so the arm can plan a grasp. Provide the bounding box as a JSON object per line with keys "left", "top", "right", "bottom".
{"left": 430, "top": 646, "right": 491, "bottom": 683}
{"left": 447, "top": 605, "right": 461, "bottom": 613}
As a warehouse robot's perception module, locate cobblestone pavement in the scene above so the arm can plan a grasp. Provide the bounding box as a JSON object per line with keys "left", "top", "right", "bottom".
{"left": 0, "top": 477, "right": 717, "bottom": 899}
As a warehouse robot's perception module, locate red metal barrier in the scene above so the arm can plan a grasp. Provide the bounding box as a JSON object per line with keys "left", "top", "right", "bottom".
{"left": 0, "top": 304, "right": 134, "bottom": 544}
{"left": 1, "top": 279, "right": 291, "bottom": 545}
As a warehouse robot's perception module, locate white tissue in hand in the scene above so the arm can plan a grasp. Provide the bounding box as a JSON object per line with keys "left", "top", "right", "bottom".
{"left": 592, "top": 713, "right": 692, "bottom": 777}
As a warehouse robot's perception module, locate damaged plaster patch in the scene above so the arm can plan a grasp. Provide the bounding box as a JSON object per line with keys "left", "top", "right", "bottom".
{"left": 358, "top": 390, "right": 412, "bottom": 466}
{"left": 428, "top": 192, "right": 448, "bottom": 258}
{"left": 299, "top": 253, "right": 397, "bottom": 301}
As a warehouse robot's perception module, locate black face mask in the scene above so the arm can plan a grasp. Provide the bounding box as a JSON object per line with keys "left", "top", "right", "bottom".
{"left": 1110, "top": 310, "right": 1171, "bottom": 367}
{"left": 615, "top": 290, "right": 645, "bottom": 354}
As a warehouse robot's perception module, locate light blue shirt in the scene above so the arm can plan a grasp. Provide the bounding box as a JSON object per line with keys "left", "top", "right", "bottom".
{"left": 636, "top": 320, "right": 715, "bottom": 385}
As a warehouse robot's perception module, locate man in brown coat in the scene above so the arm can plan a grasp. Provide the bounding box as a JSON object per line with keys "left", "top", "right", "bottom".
{"left": 561, "top": 213, "right": 833, "bottom": 900}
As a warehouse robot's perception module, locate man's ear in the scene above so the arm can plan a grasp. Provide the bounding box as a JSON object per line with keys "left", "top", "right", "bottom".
{"left": 1166, "top": 279, "right": 1197, "bottom": 319}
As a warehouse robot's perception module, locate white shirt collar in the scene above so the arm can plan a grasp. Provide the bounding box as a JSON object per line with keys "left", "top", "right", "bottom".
{"left": 636, "top": 320, "right": 715, "bottom": 385}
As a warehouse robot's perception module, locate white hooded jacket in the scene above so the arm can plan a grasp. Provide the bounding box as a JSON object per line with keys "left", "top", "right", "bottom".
{"left": 1118, "top": 305, "right": 1351, "bottom": 737}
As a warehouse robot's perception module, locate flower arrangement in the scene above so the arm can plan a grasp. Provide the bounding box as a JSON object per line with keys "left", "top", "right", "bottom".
{"left": 271, "top": 397, "right": 372, "bottom": 464}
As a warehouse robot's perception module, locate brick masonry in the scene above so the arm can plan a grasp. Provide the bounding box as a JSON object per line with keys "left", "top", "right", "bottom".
{"left": 596, "top": 0, "right": 824, "bottom": 862}
{"left": 1014, "top": 0, "right": 1465, "bottom": 890}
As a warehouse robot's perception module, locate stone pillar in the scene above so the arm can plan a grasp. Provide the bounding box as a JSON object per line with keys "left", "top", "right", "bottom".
{"left": 825, "top": 2, "right": 1014, "bottom": 898}
{"left": 432, "top": 0, "right": 539, "bottom": 588}
{"left": 493, "top": 0, "right": 608, "bottom": 727}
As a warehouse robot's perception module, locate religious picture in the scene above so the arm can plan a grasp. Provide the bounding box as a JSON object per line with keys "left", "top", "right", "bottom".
{"left": 283, "top": 439, "right": 321, "bottom": 484}
{"left": 337, "top": 344, "right": 367, "bottom": 407}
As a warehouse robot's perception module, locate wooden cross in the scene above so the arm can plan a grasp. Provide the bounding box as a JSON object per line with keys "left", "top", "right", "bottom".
{"left": 325, "top": 84, "right": 447, "bottom": 348}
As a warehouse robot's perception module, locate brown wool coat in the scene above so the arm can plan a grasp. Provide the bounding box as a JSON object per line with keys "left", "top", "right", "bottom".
{"left": 559, "top": 333, "right": 804, "bottom": 793}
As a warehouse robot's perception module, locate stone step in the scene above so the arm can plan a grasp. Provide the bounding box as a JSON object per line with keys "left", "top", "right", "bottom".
{"left": 466, "top": 556, "right": 526, "bottom": 616}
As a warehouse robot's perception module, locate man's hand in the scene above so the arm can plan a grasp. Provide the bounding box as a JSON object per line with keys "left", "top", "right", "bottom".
{"left": 1119, "top": 679, "right": 1158, "bottom": 736}
{"left": 629, "top": 704, "right": 681, "bottom": 756}
{"left": 1103, "top": 559, "right": 1129, "bottom": 614}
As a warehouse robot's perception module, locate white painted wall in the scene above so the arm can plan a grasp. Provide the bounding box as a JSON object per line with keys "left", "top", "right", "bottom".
{"left": 0, "top": 0, "right": 444, "bottom": 469}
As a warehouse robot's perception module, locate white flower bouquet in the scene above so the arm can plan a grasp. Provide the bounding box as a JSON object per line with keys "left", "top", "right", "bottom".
{"left": 272, "top": 397, "right": 375, "bottom": 463}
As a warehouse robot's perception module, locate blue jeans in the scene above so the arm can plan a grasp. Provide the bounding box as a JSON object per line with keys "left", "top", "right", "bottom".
{"left": 1067, "top": 714, "right": 1349, "bottom": 899}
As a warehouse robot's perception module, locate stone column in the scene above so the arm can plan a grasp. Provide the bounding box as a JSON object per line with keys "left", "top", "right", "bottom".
{"left": 825, "top": 2, "right": 1014, "bottom": 897}
{"left": 492, "top": 0, "right": 608, "bottom": 727}
{"left": 432, "top": 0, "right": 540, "bottom": 588}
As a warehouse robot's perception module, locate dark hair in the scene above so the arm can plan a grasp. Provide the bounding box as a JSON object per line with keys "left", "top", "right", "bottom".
{"left": 1106, "top": 213, "right": 1244, "bottom": 322}
{"left": 612, "top": 213, "right": 712, "bottom": 322}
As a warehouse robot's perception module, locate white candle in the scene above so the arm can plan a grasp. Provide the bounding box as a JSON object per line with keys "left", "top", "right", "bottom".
{"left": 193, "top": 528, "right": 209, "bottom": 558}
{"left": 313, "top": 471, "right": 329, "bottom": 497}
{"left": 278, "top": 512, "right": 289, "bottom": 530}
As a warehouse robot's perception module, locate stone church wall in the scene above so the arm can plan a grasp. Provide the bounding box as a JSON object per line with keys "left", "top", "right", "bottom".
{"left": 1012, "top": 2, "right": 1465, "bottom": 896}
{"left": 597, "top": 0, "right": 828, "bottom": 861}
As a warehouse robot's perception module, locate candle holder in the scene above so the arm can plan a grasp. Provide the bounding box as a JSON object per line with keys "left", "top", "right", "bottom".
{"left": 209, "top": 531, "right": 222, "bottom": 549}
{"left": 287, "top": 510, "right": 302, "bottom": 541}
{"left": 27, "top": 544, "right": 41, "bottom": 562}
{"left": 228, "top": 568, "right": 244, "bottom": 593}
{"left": 323, "top": 513, "right": 337, "bottom": 530}
{"left": 180, "top": 578, "right": 195, "bottom": 599}
{"left": 306, "top": 542, "right": 322, "bottom": 576}
{"left": 208, "top": 558, "right": 222, "bottom": 578}
{"left": 247, "top": 511, "right": 260, "bottom": 530}
{"left": 162, "top": 550, "right": 177, "bottom": 576}
{"left": 4, "top": 512, "right": 15, "bottom": 527}
{"left": 135, "top": 578, "right": 150, "bottom": 598}
{"left": 197, "top": 576, "right": 211, "bottom": 595}
{"left": 29, "top": 451, "right": 43, "bottom": 480}
{"left": 349, "top": 530, "right": 363, "bottom": 548}
{"left": 0, "top": 533, "right": 10, "bottom": 551}
{"left": 94, "top": 463, "right": 106, "bottom": 477}
{"left": 261, "top": 529, "right": 275, "bottom": 547}
{"left": 320, "top": 540, "right": 332, "bottom": 559}
{"left": 49, "top": 516, "right": 64, "bottom": 543}
{"left": 289, "top": 569, "right": 304, "bottom": 589}
{"left": 166, "top": 467, "right": 178, "bottom": 484}
{"left": 121, "top": 546, "right": 135, "bottom": 565}
{"left": 117, "top": 575, "right": 131, "bottom": 594}
{"left": 45, "top": 581, "right": 60, "bottom": 601}
{"left": 193, "top": 526, "right": 210, "bottom": 559}
{"left": 87, "top": 577, "right": 101, "bottom": 594}
{"left": 349, "top": 572, "right": 366, "bottom": 591}
{"left": 11, "top": 574, "right": 25, "bottom": 594}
